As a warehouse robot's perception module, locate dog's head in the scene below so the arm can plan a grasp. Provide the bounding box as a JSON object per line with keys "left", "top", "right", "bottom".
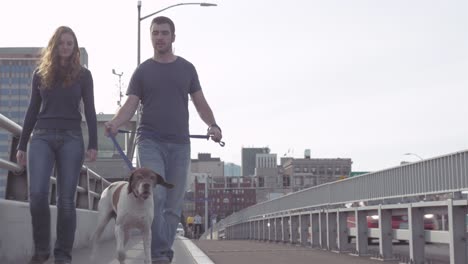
{"left": 127, "top": 167, "right": 174, "bottom": 199}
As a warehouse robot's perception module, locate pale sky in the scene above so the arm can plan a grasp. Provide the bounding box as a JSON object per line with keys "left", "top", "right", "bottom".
{"left": 1, "top": 0, "right": 467, "bottom": 171}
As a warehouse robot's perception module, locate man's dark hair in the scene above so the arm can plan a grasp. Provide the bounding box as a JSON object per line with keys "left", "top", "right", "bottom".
{"left": 151, "top": 16, "right": 175, "bottom": 35}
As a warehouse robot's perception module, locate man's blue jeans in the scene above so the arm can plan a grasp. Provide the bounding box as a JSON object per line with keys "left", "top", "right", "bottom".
{"left": 27, "top": 129, "right": 84, "bottom": 262}
{"left": 136, "top": 138, "right": 190, "bottom": 262}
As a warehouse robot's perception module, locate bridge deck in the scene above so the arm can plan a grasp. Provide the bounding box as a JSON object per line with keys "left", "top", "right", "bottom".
{"left": 192, "top": 240, "right": 382, "bottom": 264}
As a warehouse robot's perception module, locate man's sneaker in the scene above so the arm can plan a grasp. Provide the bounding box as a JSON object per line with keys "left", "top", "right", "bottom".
{"left": 28, "top": 254, "right": 50, "bottom": 264}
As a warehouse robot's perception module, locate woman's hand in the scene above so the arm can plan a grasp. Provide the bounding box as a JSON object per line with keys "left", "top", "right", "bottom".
{"left": 16, "top": 150, "right": 27, "bottom": 166}
{"left": 86, "top": 149, "right": 97, "bottom": 162}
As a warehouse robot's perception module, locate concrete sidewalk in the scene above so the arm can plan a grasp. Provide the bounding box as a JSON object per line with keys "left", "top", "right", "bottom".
{"left": 69, "top": 235, "right": 209, "bottom": 264}
{"left": 193, "top": 240, "right": 383, "bottom": 264}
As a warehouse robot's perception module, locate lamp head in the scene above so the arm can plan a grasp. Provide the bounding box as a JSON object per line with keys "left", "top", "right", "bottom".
{"left": 200, "top": 3, "right": 217, "bottom": 7}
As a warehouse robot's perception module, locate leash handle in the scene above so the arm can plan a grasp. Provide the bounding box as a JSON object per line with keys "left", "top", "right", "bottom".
{"left": 109, "top": 134, "right": 135, "bottom": 171}
{"left": 189, "top": 134, "right": 225, "bottom": 147}
{"left": 118, "top": 129, "right": 134, "bottom": 134}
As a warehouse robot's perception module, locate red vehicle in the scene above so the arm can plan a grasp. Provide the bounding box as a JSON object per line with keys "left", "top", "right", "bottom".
{"left": 347, "top": 214, "right": 438, "bottom": 243}
{"left": 347, "top": 214, "right": 438, "bottom": 229}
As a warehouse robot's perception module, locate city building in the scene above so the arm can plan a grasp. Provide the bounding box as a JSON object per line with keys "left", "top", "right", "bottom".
{"left": 183, "top": 153, "right": 224, "bottom": 223}
{"left": 224, "top": 162, "right": 241, "bottom": 177}
{"left": 0, "top": 47, "right": 88, "bottom": 198}
{"left": 241, "top": 147, "right": 269, "bottom": 176}
{"left": 254, "top": 153, "right": 285, "bottom": 202}
{"left": 193, "top": 175, "right": 256, "bottom": 221}
{"left": 282, "top": 150, "right": 352, "bottom": 192}
{"left": 189, "top": 153, "right": 224, "bottom": 189}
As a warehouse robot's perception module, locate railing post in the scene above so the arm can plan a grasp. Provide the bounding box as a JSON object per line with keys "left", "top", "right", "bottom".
{"left": 408, "top": 204, "right": 425, "bottom": 263}
{"left": 447, "top": 199, "right": 467, "bottom": 264}
{"left": 290, "top": 215, "right": 298, "bottom": 244}
{"left": 326, "top": 209, "right": 337, "bottom": 250}
{"left": 281, "top": 217, "right": 287, "bottom": 243}
{"left": 319, "top": 210, "right": 327, "bottom": 248}
{"left": 377, "top": 206, "right": 394, "bottom": 261}
{"left": 275, "top": 217, "right": 281, "bottom": 242}
{"left": 336, "top": 209, "right": 350, "bottom": 252}
{"left": 299, "top": 214, "right": 308, "bottom": 246}
{"left": 5, "top": 136, "right": 28, "bottom": 201}
{"left": 354, "top": 208, "right": 369, "bottom": 256}
{"left": 76, "top": 167, "right": 89, "bottom": 209}
{"left": 311, "top": 212, "right": 320, "bottom": 247}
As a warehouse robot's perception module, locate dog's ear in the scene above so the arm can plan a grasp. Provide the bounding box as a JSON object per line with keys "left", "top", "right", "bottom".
{"left": 154, "top": 173, "right": 174, "bottom": 189}
{"left": 127, "top": 170, "right": 136, "bottom": 194}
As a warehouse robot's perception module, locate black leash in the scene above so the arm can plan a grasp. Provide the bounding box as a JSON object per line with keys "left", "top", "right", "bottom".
{"left": 117, "top": 129, "right": 225, "bottom": 147}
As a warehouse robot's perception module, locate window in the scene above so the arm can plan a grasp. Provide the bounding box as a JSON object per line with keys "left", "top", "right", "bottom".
{"left": 294, "top": 176, "right": 303, "bottom": 186}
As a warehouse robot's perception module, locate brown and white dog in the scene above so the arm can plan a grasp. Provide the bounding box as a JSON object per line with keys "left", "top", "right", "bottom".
{"left": 91, "top": 167, "right": 174, "bottom": 264}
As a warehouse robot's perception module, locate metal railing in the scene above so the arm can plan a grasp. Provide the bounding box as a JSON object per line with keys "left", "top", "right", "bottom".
{"left": 0, "top": 113, "right": 110, "bottom": 210}
{"left": 207, "top": 150, "right": 468, "bottom": 264}
{"left": 221, "top": 150, "right": 468, "bottom": 226}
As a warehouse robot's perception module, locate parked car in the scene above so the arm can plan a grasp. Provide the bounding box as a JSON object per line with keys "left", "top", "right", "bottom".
{"left": 176, "top": 222, "right": 185, "bottom": 237}
{"left": 347, "top": 213, "right": 438, "bottom": 229}
{"left": 347, "top": 213, "right": 438, "bottom": 243}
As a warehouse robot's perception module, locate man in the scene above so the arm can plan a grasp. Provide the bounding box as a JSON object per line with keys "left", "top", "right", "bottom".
{"left": 105, "top": 16, "right": 222, "bottom": 264}
{"left": 193, "top": 213, "right": 203, "bottom": 239}
{"left": 186, "top": 215, "right": 194, "bottom": 238}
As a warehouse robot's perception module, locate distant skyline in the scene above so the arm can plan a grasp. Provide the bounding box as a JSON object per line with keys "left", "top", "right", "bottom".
{"left": 1, "top": 0, "right": 467, "bottom": 171}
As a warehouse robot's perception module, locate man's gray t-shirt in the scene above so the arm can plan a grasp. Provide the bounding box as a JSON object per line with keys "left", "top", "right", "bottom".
{"left": 127, "top": 57, "right": 201, "bottom": 143}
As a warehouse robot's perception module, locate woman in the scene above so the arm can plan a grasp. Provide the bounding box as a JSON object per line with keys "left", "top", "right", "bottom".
{"left": 16, "top": 26, "right": 98, "bottom": 264}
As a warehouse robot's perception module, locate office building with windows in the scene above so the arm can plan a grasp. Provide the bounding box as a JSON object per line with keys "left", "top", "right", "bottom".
{"left": 241, "top": 147, "right": 270, "bottom": 176}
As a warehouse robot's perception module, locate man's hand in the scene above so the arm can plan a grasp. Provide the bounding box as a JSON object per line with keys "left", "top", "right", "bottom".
{"left": 208, "top": 124, "right": 222, "bottom": 142}
{"left": 104, "top": 121, "right": 119, "bottom": 137}
{"left": 16, "top": 150, "right": 27, "bottom": 166}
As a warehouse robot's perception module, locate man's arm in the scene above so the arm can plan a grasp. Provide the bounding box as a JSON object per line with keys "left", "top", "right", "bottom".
{"left": 190, "top": 90, "right": 222, "bottom": 142}
{"left": 105, "top": 95, "right": 140, "bottom": 136}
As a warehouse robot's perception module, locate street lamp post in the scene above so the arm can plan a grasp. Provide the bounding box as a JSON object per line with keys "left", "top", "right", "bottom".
{"left": 137, "top": 0, "right": 217, "bottom": 65}
{"left": 404, "top": 153, "right": 424, "bottom": 161}
{"left": 112, "top": 69, "right": 124, "bottom": 107}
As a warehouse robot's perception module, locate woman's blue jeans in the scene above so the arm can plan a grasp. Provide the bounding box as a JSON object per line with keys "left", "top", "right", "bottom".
{"left": 136, "top": 138, "right": 190, "bottom": 262}
{"left": 27, "top": 129, "right": 84, "bottom": 262}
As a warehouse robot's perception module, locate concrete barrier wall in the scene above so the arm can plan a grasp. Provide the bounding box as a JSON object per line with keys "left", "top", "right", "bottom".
{"left": 0, "top": 199, "right": 114, "bottom": 264}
